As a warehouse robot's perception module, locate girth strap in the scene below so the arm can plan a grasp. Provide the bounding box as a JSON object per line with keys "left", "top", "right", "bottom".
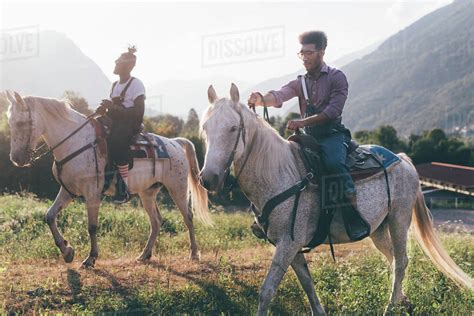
{"left": 54, "top": 139, "right": 99, "bottom": 197}
{"left": 371, "top": 152, "right": 392, "bottom": 213}
{"left": 257, "top": 172, "right": 314, "bottom": 240}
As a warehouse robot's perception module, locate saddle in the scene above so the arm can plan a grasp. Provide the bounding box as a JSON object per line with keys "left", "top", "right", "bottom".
{"left": 92, "top": 118, "right": 171, "bottom": 193}
{"left": 94, "top": 117, "right": 170, "bottom": 163}
{"left": 288, "top": 133, "right": 393, "bottom": 183}
{"left": 284, "top": 133, "right": 400, "bottom": 251}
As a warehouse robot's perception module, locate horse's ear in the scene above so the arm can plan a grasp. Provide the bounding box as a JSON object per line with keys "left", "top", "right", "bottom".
{"left": 14, "top": 91, "right": 23, "bottom": 104}
{"left": 230, "top": 83, "right": 239, "bottom": 104}
{"left": 208, "top": 85, "right": 218, "bottom": 104}
{"left": 5, "top": 90, "right": 16, "bottom": 104}
{"left": 13, "top": 91, "right": 27, "bottom": 110}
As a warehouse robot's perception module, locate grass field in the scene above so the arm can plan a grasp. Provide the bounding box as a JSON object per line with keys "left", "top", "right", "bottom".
{"left": 1, "top": 194, "right": 473, "bottom": 314}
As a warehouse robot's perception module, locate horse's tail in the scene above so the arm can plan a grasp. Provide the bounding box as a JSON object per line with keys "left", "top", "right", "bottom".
{"left": 398, "top": 153, "right": 473, "bottom": 290}
{"left": 174, "top": 138, "right": 213, "bottom": 226}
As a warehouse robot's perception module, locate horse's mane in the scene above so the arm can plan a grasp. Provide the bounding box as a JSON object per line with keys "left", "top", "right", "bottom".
{"left": 201, "top": 99, "right": 301, "bottom": 186}
{"left": 25, "top": 96, "right": 86, "bottom": 123}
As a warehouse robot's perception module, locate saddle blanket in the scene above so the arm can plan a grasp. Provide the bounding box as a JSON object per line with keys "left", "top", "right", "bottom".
{"left": 130, "top": 134, "right": 170, "bottom": 159}
{"left": 92, "top": 119, "right": 170, "bottom": 160}
{"left": 348, "top": 144, "right": 401, "bottom": 182}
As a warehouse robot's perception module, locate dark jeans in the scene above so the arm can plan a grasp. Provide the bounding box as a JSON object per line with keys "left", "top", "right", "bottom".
{"left": 107, "top": 119, "right": 138, "bottom": 166}
{"left": 317, "top": 131, "right": 356, "bottom": 209}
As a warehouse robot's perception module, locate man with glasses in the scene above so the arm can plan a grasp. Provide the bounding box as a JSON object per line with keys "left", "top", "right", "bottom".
{"left": 96, "top": 46, "right": 146, "bottom": 204}
{"left": 248, "top": 31, "right": 369, "bottom": 241}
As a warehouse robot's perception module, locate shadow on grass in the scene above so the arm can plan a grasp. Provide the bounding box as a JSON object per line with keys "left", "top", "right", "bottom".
{"left": 62, "top": 260, "right": 297, "bottom": 314}
{"left": 147, "top": 260, "right": 255, "bottom": 314}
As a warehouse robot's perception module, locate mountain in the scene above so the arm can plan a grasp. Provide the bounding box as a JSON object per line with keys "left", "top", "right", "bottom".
{"left": 0, "top": 30, "right": 110, "bottom": 106}
{"left": 342, "top": 0, "right": 474, "bottom": 136}
{"left": 330, "top": 40, "right": 382, "bottom": 68}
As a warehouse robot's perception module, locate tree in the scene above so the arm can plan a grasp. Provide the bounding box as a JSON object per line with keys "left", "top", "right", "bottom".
{"left": 144, "top": 114, "right": 184, "bottom": 138}
{"left": 0, "top": 92, "right": 9, "bottom": 114}
{"left": 63, "top": 91, "right": 92, "bottom": 116}
{"left": 374, "top": 125, "right": 406, "bottom": 152}
{"left": 427, "top": 129, "right": 446, "bottom": 145}
{"left": 182, "top": 108, "right": 200, "bottom": 136}
{"left": 354, "top": 130, "right": 373, "bottom": 144}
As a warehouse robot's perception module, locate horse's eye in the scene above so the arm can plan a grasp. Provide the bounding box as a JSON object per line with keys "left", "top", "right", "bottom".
{"left": 230, "top": 126, "right": 238, "bottom": 132}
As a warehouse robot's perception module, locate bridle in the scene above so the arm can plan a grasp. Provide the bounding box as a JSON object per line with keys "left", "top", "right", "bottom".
{"left": 222, "top": 110, "right": 253, "bottom": 191}
{"left": 221, "top": 94, "right": 270, "bottom": 191}
{"left": 18, "top": 103, "right": 36, "bottom": 162}
{"left": 14, "top": 101, "right": 102, "bottom": 197}
{"left": 18, "top": 103, "right": 98, "bottom": 166}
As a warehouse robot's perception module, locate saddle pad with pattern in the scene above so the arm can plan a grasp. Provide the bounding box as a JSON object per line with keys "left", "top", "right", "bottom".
{"left": 130, "top": 133, "right": 170, "bottom": 159}
{"left": 291, "top": 133, "right": 401, "bottom": 183}
{"left": 348, "top": 145, "right": 401, "bottom": 182}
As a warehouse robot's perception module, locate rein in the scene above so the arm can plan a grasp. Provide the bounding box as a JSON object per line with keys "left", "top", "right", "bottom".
{"left": 28, "top": 109, "right": 100, "bottom": 166}
{"left": 248, "top": 92, "right": 270, "bottom": 123}
{"left": 22, "top": 104, "right": 102, "bottom": 197}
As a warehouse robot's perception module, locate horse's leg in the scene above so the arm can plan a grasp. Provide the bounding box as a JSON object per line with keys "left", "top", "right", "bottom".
{"left": 291, "top": 253, "right": 326, "bottom": 315}
{"left": 45, "top": 187, "right": 74, "bottom": 263}
{"left": 82, "top": 197, "right": 101, "bottom": 268}
{"left": 167, "top": 185, "right": 200, "bottom": 261}
{"left": 370, "top": 221, "right": 394, "bottom": 266}
{"left": 136, "top": 188, "right": 162, "bottom": 262}
{"left": 385, "top": 207, "right": 412, "bottom": 314}
{"left": 258, "top": 241, "right": 300, "bottom": 316}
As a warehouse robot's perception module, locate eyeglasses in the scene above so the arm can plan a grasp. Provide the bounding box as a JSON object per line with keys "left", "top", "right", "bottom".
{"left": 297, "top": 50, "right": 318, "bottom": 59}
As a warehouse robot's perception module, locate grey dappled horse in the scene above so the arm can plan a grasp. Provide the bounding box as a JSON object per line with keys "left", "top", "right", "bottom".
{"left": 200, "top": 84, "right": 473, "bottom": 315}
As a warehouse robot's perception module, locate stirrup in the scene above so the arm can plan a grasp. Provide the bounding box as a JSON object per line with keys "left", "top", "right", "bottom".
{"left": 342, "top": 204, "right": 370, "bottom": 241}
{"left": 112, "top": 190, "right": 130, "bottom": 204}
{"left": 251, "top": 222, "right": 267, "bottom": 240}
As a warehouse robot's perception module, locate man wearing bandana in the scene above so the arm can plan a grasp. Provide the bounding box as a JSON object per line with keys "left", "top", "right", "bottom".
{"left": 248, "top": 31, "right": 370, "bottom": 241}
{"left": 96, "top": 46, "right": 145, "bottom": 204}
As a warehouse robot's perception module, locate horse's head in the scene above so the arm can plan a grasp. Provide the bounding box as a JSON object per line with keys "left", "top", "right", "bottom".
{"left": 200, "top": 83, "right": 248, "bottom": 192}
{"left": 6, "top": 91, "right": 44, "bottom": 167}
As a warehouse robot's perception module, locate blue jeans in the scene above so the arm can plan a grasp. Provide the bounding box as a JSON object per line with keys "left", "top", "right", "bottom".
{"left": 317, "top": 131, "right": 356, "bottom": 208}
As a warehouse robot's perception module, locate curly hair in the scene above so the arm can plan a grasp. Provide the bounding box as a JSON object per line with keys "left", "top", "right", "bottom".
{"left": 298, "top": 31, "right": 327, "bottom": 50}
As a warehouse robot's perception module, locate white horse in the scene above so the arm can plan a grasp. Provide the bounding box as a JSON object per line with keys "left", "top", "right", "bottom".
{"left": 200, "top": 84, "right": 473, "bottom": 315}
{"left": 6, "top": 91, "right": 211, "bottom": 268}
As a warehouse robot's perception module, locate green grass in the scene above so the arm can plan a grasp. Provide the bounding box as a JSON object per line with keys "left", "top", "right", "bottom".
{"left": 1, "top": 194, "right": 473, "bottom": 314}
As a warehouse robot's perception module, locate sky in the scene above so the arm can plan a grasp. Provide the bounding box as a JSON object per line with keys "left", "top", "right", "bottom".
{"left": 1, "top": 0, "right": 452, "bottom": 87}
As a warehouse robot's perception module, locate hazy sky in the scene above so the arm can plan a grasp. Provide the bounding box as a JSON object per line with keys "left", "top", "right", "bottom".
{"left": 1, "top": 0, "right": 451, "bottom": 86}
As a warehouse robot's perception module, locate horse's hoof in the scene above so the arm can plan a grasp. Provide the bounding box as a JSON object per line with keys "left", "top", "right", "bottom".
{"left": 81, "top": 257, "right": 96, "bottom": 269}
{"left": 136, "top": 252, "right": 152, "bottom": 262}
{"left": 62, "top": 246, "right": 75, "bottom": 263}
{"left": 402, "top": 297, "right": 414, "bottom": 314}
{"left": 190, "top": 251, "right": 201, "bottom": 262}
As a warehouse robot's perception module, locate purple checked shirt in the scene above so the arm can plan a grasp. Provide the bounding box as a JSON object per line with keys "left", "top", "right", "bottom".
{"left": 269, "top": 63, "right": 348, "bottom": 123}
